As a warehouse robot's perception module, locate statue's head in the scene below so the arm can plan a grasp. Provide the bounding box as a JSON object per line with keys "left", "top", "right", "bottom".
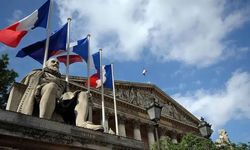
{"left": 45, "top": 58, "right": 59, "bottom": 72}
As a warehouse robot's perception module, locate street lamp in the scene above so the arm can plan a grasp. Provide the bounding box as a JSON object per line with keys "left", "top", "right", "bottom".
{"left": 198, "top": 117, "right": 213, "bottom": 139}
{"left": 146, "top": 98, "right": 163, "bottom": 150}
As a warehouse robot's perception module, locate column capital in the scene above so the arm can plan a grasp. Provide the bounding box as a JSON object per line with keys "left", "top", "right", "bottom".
{"left": 147, "top": 124, "right": 155, "bottom": 132}
{"left": 132, "top": 119, "right": 141, "bottom": 127}
{"left": 118, "top": 115, "right": 127, "bottom": 123}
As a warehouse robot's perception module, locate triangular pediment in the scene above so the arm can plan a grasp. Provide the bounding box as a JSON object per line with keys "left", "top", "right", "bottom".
{"left": 114, "top": 81, "right": 199, "bottom": 127}
{"left": 68, "top": 76, "right": 200, "bottom": 127}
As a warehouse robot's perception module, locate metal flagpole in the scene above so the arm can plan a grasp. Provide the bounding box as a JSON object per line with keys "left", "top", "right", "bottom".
{"left": 111, "top": 63, "right": 119, "bottom": 135}
{"left": 99, "top": 49, "right": 106, "bottom": 132}
{"left": 87, "top": 34, "right": 91, "bottom": 94}
{"left": 43, "top": 0, "right": 53, "bottom": 68}
{"left": 65, "top": 18, "right": 71, "bottom": 87}
{"left": 87, "top": 34, "right": 92, "bottom": 122}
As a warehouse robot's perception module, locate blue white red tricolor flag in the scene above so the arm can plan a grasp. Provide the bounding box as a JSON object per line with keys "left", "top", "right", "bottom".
{"left": 16, "top": 23, "right": 68, "bottom": 64}
{"left": 57, "top": 54, "right": 83, "bottom": 66}
{"left": 72, "top": 37, "right": 89, "bottom": 62}
{"left": 85, "top": 52, "right": 101, "bottom": 88}
{"left": 103, "top": 64, "right": 113, "bottom": 89}
{"left": 92, "top": 52, "right": 100, "bottom": 70}
{"left": 0, "top": 0, "right": 50, "bottom": 47}
{"left": 87, "top": 64, "right": 113, "bottom": 89}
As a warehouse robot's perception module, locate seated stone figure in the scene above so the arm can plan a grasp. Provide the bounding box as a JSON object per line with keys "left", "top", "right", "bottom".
{"left": 216, "top": 129, "right": 231, "bottom": 147}
{"left": 9, "top": 58, "right": 102, "bottom": 131}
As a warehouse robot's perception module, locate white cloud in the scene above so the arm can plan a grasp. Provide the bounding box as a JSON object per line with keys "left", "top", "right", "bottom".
{"left": 7, "top": 10, "right": 23, "bottom": 24}
{"left": 55, "top": 0, "right": 249, "bottom": 67}
{"left": 172, "top": 71, "right": 250, "bottom": 129}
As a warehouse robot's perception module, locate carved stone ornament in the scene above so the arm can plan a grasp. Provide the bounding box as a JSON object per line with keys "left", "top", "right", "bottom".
{"left": 116, "top": 86, "right": 197, "bottom": 126}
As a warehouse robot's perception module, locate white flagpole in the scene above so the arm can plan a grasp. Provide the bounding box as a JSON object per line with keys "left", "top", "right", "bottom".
{"left": 100, "top": 49, "right": 106, "bottom": 132}
{"left": 87, "top": 34, "right": 91, "bottom": 94}
{"left": 65, "top": 18, "right": 71, "bottom": 86}
{"left": 111, "top": 63, "right": 119, "bottom": 135}
{"left": 43, "top": 0, "right": 53, "bottom": 68}
{"left": 87, "top": 34, "right": 92, "bottom": 122}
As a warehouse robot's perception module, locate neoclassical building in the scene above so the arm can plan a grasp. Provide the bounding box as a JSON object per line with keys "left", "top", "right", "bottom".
{"left": 2, "top": 74, "right": 202, "bottom": 149}
{"left": 68, "top": 76, "right": 202, "bottom": 149}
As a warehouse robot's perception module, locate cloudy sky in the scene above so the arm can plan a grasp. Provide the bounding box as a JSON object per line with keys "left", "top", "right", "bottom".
{"left": 0, "top": 0, "right": 250, "bottom": 143}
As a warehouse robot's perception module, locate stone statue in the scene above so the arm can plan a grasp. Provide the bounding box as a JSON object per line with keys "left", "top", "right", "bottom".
{"left": 11, "top": 58, "right": 103, "bottom": 131}
{"left": 216, "top": 129, "right": 231, "bottom": 147}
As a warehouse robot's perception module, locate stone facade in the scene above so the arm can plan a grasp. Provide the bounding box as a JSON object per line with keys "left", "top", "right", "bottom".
{"left": 68, "top": 76, "right": 202, "bottom": 149}
{"left": 1, "top": 75, "right": 202, "bottom": 149}
{"left": 0, "top": 109, "right": 144, "bottom": 150}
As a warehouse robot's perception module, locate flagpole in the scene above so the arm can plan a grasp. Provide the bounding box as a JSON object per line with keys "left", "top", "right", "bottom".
{"left": 87, "top": 34, "right": 91, "bottom": 93}
{"left": 43, "top": 0, "right": 53, "bottom": 68}
{"left": 65, "top": 18, "right": 71, "bottom": 87}
{"left": 100, "top": 49, "right": 106, "bottom": 132}
{"left": 87, "top": 34, "right": 92, "bottom": 122}
{"left": 111, "top": 63, "right": 119, "bottom": 135}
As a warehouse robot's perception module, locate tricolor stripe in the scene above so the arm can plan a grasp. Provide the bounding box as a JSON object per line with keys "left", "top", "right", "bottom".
{"left": 0, "top": 0, "right": 50, "bottom": 47}
{"left": 57, "top": 54, "right": 83, "bottom": 65}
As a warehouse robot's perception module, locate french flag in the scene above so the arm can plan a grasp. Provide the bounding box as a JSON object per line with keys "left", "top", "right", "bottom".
{"left": 16, "top": 23, "right": 68, "bottom": 64}
{"left": 88, "top": 64, "right": 113, "bottom": 89}
{"left": 0, "top": 0, "right": 50, "bottom": 47}
{"left": 103, "top": 64, "right": 113, "bottom": 89}
{"left": 57, "top": 54, "right": 83, "bottom": 66}
{"left": 86, "top": 52, "right": 102, "bottom": 88}
{"left": 72, "top": 37, "right": 89, "bottom": 62}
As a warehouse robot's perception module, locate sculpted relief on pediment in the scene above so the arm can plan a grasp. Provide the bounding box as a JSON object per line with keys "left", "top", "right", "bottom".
{"left": 115, "top": 86, "right": 197, "bottom": 126}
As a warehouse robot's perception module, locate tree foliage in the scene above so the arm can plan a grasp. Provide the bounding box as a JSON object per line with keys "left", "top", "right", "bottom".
{"left": 0, "top": 54, "right": 18, "bottom": 109}
{"left": 152, "top": 133, "right": 250, "bottom": 150}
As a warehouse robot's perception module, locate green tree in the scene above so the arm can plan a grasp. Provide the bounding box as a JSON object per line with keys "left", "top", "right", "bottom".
{"left": 151, "top": 137, "right": 179, "bottom": 150}
{"left": 0, "top": 54, "right": 18, "bottom": 109}
{"left": 151, "top": 133, "right": 250, "bottom": 150}
{"left": 178, "top": 133, "right": 216, "bottom": 150}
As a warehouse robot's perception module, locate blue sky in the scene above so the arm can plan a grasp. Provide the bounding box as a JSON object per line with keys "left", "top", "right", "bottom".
{"left": 0, "top": 0, "right": 250, "bottom": 143}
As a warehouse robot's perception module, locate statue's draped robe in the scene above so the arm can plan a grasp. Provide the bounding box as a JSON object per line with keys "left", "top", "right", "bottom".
{"left": 16, "top": 69, "right": 66, "bottom": 115}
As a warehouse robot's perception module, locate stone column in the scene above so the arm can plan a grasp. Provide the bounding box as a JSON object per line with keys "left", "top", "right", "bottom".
{"left": 118, "top": 116, "right": 126, "bottom": 137}
{"left": 133, "top": 120, "right": 141, "bottom": 141}
{"left": 104, "top": 113, "right": 109, "bottom": 132}
{"left": 147, "top": 125, "right": 155, "bottom": 149}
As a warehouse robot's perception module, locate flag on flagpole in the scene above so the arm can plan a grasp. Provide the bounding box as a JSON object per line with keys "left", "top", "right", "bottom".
{"left": 0, "top": 0, "right": 50, "bottom": 47}
{"left": 57, "top": 54, "right": 83, "bottom": 65}
{"left": 72, "top": 37, "right": 89, "bottom": 62}
{"left": 16, "top": 23, "right": 68, "bottom": 64}
{"left": 85, "top": 52, "right": 101, "bottom": 88}
{"left": 103, "top": 64, "right": 113, "bottom": 89}
{"left": 87, "top": 64, "right": 113, "bottom": 89}
{"left": 92, "top": 51, "right": 100, "bottom": 70}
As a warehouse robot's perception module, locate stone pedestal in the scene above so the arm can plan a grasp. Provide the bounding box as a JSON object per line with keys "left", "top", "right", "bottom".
{"left": 0, "top": 109, "right": 144, "bottom": 150}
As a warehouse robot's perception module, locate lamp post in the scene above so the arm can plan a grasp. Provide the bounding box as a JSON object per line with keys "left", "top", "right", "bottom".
{"left": 198, "top": 117, "right": 213, "bottom": 139}
{"left": 146, "top": 98, "right": 163, "bottom": 150}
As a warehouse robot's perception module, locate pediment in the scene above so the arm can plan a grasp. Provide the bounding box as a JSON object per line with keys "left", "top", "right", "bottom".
{"left": 68, "top": 76, "right": 199, "bottom": 127}
{"left": 114, "top": 82, "right": 199, "bottom": 127}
